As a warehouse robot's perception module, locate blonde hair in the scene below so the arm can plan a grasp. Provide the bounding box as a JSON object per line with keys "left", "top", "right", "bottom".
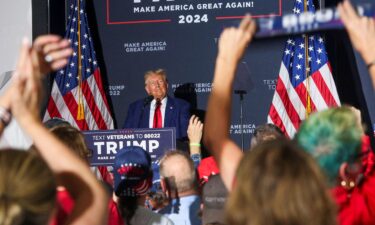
{"left": 0, "top": 149, "right": 56, "bottom": 225}
{"left": 144, "top": 69, "right": 167, "bottom": 85}
{"left": 226, "top": 140, "right": 336, "bottom": 225}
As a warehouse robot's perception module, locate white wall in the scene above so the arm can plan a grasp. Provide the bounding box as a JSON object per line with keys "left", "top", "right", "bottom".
{"left": 0, "top": 1, "right": 33, "bottom": 149}
{"left": 0, "top": 0, "right": 32, "bottom": 75}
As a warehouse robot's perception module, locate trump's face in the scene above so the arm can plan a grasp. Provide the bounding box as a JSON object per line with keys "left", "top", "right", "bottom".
{"left": 145, "top": 73, "right": 168, "bottom": 100}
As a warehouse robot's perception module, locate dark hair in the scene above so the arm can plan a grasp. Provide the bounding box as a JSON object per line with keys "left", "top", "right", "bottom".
{"left": 251, "top": 123, "right": 284, "bottom": 147}
{"left": 43, "top": 117, "right": 71, "bottom": 129}
{"left": 147, "top": 191, "right": 168, "bottom": 210}
{"left": 118, "top": 196, "right": 138, "bottom": 225}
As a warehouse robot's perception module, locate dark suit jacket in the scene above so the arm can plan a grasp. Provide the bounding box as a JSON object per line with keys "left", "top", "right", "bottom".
{"left": 123, "top": 96, "right": 190, "bottom": 139}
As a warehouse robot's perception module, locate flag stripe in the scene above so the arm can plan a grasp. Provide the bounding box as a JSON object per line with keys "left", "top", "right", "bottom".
{"left": 318, "top": 63, "right": 340, "bottom": 106}
{"left": 46, "top": 94, "right": 62, "bottom": 119}
{"left": 275, "top": 77, "right": 301, "bottom": 130}
{"left": 268, "top": 104, "right": 292, "bottom": 138}
{"left": 270, "top": 92, "right": 297, "bottom": 137}
{"left": 50, "top": 83, "right": 79, "bottom": 128}
{"left": 43, "top": 111, "right": 51, "bottom": 122}
{"left": 279, "top": 63, "right": 306, "bottom": 120}
{"left": 90, "top": 71, "right": 114, "bottom": 129}
{"left": 311, "top": 69, "right": 338, "bottom": 107}
{"left": 304, "top": 75, "right": 329, "bottom": 111}
{"left": 294, "top": 83, "right": 317, "bottom": 112}
{"left": 93, "top": 69, "right": 113, "bottom": 121}
{"left": 81, "top": 76, "right": 106, "bottom": 130}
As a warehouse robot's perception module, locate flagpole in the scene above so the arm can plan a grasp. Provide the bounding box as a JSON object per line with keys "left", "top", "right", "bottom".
{"left": 77, "top": 0, "right": 85, "bottom": 120}
{"left": 304, "top": 0, "right": 312, "bottom": 117}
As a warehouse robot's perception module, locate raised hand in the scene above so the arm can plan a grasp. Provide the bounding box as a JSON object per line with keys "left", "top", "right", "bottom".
{"left": 8, "top": 37, "right": 108, "bottom": 225}
{"left": 11, "top": 38, "right": 42, "bottom": 125}
{"left": 187, "top": 115, "right": 203, "bottom": 144}
{"left": 204, "top": 15, "right": 256, "bottom": 190}
{"left": 217, "top": 14, "right": 256, "bottom": 66}
{"left": 338, "top": 0, "right": 375, "bottom": 64}
{"left": 31, "top": 35, "right": 73, "bottom": 76}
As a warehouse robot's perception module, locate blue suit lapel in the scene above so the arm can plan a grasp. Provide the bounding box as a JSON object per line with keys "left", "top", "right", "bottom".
{"left": 141, "top": 103, "right": 150, "bottom": 128}
{"left": 164, "top": 97, "right": 174, "bottom": 128}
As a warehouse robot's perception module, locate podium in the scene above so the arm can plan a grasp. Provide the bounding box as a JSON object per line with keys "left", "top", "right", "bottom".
{"left": 84, "top": 128, "right": 176, "bottom": 166}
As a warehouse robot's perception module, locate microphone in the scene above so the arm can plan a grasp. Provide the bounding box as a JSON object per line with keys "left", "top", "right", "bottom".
{"left": 234, "top": 90, "right": 247, "bottom": 95}
{"left": 143, "top": 95, "right": 154, "bottom": 107}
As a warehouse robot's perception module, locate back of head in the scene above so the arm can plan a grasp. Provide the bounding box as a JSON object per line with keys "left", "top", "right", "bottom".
{"left": 113, "top": 146, "right": 153, "bottom": 225}
{"left": 202, "top": 174, "right": 228, "bottom": 225}
{"left": 159, "top": 151, "right": 196, "bottom": 194}
{"left": 226, "top": 140, "right": 336, "bottom": 225}
{"left": 295, "top": 107, "right": 362, "bottom": 184}
{"left": 50, "top": 125, "right": 91, "bottom": 163}
{"left": 250, "top": 123, "right": 284, "bottom": 148}
{"left": 43, "top": 117, "right": 71, "bottom": 129}
{"left": 0, "top": 149, "right": 56, "bottom": 225}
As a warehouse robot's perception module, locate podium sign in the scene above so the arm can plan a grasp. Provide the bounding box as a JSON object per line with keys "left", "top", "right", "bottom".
{"left": 84, "top": 128, "right": 176, "bottom": 166}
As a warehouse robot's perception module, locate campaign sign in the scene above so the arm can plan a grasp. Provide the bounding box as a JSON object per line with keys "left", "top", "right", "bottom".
{"left": 84, "top": 128, "right": 176, "bottom": 166}
{"left": 107, "top": 0, "right": 281, "bottom": 25}
{"left": 256, "top": 3, "right": 375, "bottom": 38}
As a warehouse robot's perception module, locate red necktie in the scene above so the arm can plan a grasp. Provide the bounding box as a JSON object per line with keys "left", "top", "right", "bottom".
{"left": 153, "top": 100, "right": 162, "bottom": 128}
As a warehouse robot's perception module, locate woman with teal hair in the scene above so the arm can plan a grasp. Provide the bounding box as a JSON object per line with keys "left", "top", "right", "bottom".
{"left": 295, "top": 106, "right": 375, "bottom": 225}
{"left": 295, "top": 106, "right": 363, "bottom": 185}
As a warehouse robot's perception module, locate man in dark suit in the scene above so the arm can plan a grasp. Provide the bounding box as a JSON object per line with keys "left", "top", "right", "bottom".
{"left": 123, "top": 69, "right": 190, "bottom": 139}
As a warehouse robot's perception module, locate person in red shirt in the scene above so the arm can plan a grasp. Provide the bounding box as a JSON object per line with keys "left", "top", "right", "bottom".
{"left": 296, "top": 107, "right": 375, "bottom": 225}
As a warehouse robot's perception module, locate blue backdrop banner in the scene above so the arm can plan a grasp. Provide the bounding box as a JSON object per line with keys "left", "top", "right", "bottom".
{"left": 88, "top": 0, "right": 372, "bottom": 151}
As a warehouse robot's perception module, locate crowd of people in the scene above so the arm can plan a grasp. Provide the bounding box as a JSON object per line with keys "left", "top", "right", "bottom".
{"left": 0, "top": 0, "right": 375, "bottom": 225}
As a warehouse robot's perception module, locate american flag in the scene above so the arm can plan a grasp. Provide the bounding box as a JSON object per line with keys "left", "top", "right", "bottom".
{"left": 267, "top": 0, "right": 340, "bottom": 138}
{"left": 44, "top": 0, "right": 114, "bottom": 131}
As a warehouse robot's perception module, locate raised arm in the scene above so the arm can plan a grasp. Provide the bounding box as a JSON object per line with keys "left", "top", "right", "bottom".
{"left": 203, "top": 15, "right": 256, "bottom": 191}
{"left": 0, "top": 35, "right": 72, "bottom": 137}
{"left": 10, "top": 37, "right": 108, "bottom": 225}
{"left": 187, "top": 115, "right": 203, "bottom": 165}
{"left": 338, "top": 0, "right": 375, "bottom": 89}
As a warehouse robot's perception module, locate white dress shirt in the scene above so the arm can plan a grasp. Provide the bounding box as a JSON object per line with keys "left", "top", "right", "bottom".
{"left": 149, "top": 97, "right": 167, "bottom": 128}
